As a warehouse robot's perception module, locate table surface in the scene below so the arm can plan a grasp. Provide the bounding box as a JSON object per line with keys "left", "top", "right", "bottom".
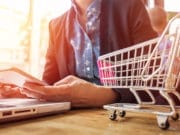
{"left": 0, "top": 108, "right": 179, "bottom": 135}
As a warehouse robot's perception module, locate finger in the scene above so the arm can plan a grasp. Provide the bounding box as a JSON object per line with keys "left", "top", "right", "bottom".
{"left": 172, "top": 57, "right": 180, "bottom": 74}
{"left": 24, "top": 82, "right": 71, "bottom": 96}
{"left": 0, "top": 86, "right": 14, "bottom": 96}
{"left": 0, "top": 87, "right": 26, "bottom": 98}
{"left": 3, "top": 85, "right": 12, "bottom": 91}
{"left": 23, "top": 82, "right": 47, "bottom": 95}
{"left": 20, "top": 88, "right": 43, "bottom": 99}
{"left": 54, "top": 75, "right": 79, "bottom": 86}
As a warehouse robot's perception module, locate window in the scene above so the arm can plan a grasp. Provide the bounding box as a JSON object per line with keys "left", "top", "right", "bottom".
{"left": 0, "top": 0, "right": 71, "bottom": 78}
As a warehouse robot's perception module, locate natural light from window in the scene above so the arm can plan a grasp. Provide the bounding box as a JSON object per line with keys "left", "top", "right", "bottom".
{"left": 0, "top": 0, "right": 179, "bottom": 77}
{"left": 0, "top": 0, "right": 71, "bottom": 77}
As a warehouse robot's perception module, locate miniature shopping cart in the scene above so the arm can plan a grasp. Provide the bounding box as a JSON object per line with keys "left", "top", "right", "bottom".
{"left": 97, "top": 13, "right": 180, "bottom": 130}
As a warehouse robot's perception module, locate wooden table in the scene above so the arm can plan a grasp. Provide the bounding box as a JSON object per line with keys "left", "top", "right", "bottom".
{"left": 0, "top": 108, "right": 179, "bottom": 135}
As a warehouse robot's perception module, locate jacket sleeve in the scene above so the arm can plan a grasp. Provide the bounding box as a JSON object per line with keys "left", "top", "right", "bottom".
{"left": 42, "top": 19, "right": 60, "bottom": 85}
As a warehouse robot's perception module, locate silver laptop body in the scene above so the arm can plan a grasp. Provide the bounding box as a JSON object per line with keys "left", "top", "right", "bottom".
{"left": 0, "top": 98, "right": 71, "bottom": 123}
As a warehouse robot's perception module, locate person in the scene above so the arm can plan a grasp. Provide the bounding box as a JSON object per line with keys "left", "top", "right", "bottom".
{"left": 0, "top": 0, "right": 157, "bottom": 108}
{"left": 148, "top": 6, "right": 168, "bottom": 35}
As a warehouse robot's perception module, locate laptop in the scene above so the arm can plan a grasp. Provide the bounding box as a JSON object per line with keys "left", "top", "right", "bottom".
{"left": 0, "top": 98, "right": 71, "bottom": 123}
{"left": 0, "top": 67, "right": 71, "bottom": 123}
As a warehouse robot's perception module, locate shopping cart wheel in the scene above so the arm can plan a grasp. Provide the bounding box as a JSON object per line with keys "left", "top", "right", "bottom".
{"left": 158, "top": 120, "right": 170, "bottom": 130}
{"left": 171, "top": 113, "right": 179, "bottom": 121}
{"left": 157, "top": 115, "right": 170, "bottom": 130}
{"left": 109, "top": 110, "right": 117, "bottom": 120}
{"left": 119, "top": 110, "right": 126, "bottom": 117}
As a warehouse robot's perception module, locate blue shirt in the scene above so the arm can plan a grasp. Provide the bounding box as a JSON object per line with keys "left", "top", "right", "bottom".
{"left": 70, "top": 0, "right": 101, "bottom": 82}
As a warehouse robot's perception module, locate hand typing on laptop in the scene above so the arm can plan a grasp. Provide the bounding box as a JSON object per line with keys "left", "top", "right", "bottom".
{"left": 21, "top": 75, "right": 118, "bottom": 108}
{"left": 0, "top": 83, "right": 27, "bottom": 98}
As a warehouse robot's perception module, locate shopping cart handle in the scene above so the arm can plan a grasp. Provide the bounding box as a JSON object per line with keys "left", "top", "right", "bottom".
{"left": 141, "top": 13, "right": 180, "bottom": 82}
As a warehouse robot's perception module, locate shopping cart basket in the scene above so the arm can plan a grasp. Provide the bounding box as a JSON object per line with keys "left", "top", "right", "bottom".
{"left": 97, "top": 13, "right": 180, "bottom": 130}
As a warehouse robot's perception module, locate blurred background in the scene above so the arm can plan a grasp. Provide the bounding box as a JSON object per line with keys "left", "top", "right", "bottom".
{"left": 0, "top": 0, "right": 179, "bottom": 79}
{"left": 0, "top": 0, "right": 71, "bottom": 78}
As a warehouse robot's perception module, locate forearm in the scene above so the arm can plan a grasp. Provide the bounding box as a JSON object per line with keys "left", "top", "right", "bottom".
{"left": 70, "top": 84, "right": 120, "bottom": 108}
{"left": 22, "top": 76, "right": 120, "bottom": 108}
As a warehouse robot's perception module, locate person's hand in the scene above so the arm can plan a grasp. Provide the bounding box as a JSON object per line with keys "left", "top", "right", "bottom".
{"left": 22, "top": 75, "right": 119, "bottom": 108}
{"left": 172, "top": 57, "right": 180, "bottom": 74}
{"left": 165, "top": 57, "right": 180, "bottom": 89}
{"left": 0, "top": 83, "right": 27, "bottom": 98}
